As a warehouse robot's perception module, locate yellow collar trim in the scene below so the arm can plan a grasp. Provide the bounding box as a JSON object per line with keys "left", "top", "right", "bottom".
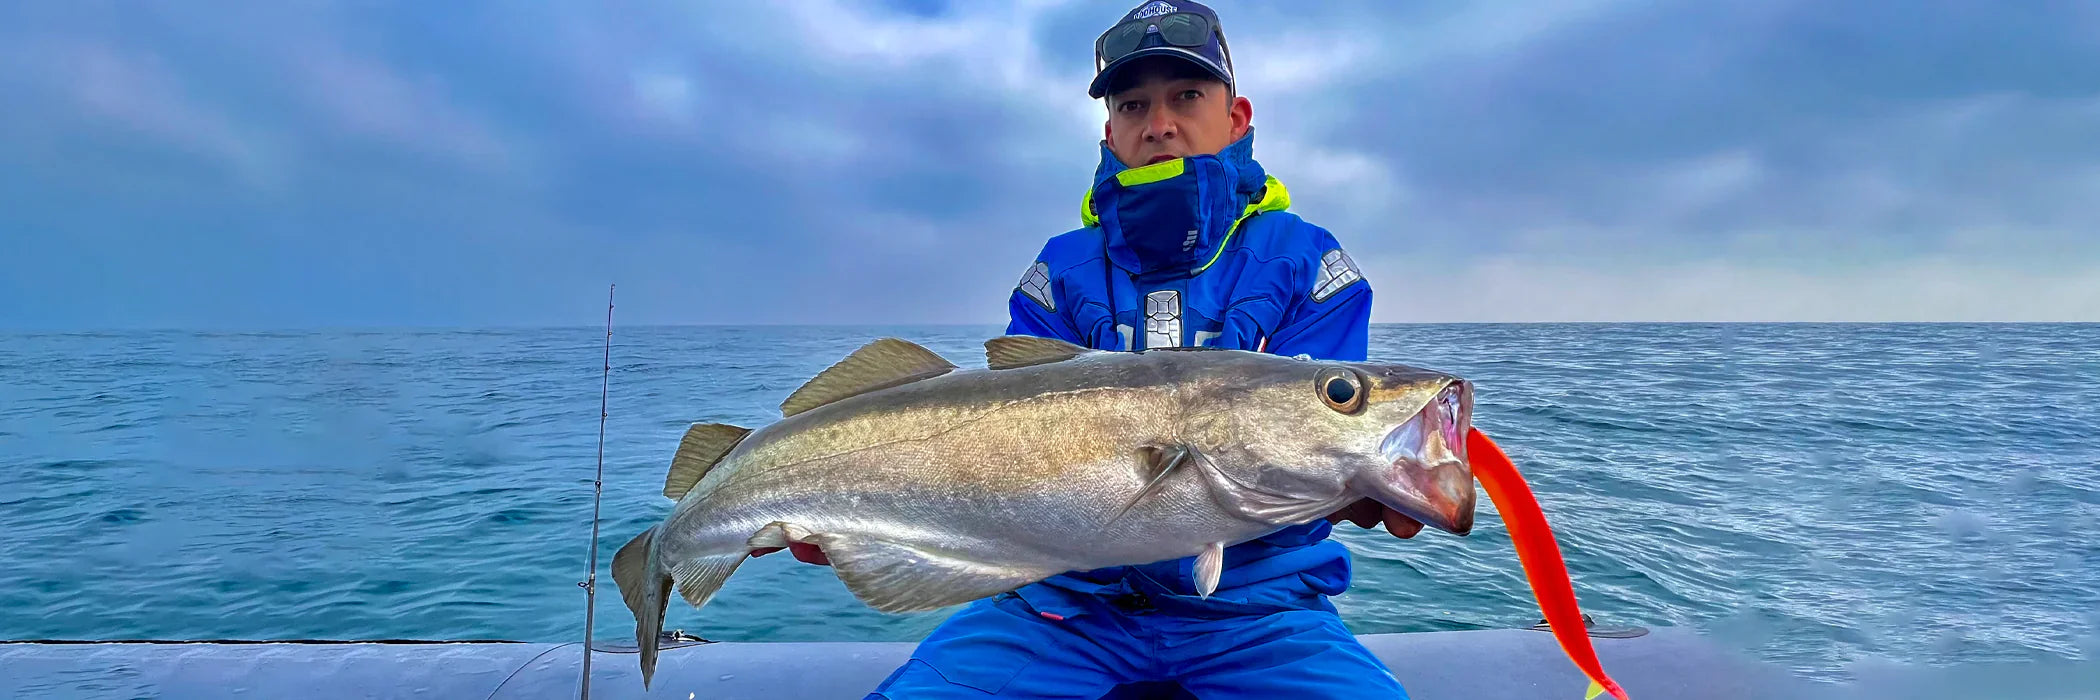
{"left": 1080, "top": 175, "right": 1290, "bottom": 229}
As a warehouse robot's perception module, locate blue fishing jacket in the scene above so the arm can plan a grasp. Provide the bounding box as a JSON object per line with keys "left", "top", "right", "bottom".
{"left": 1004, "top": 129, "right": 1374, "bottom": 618}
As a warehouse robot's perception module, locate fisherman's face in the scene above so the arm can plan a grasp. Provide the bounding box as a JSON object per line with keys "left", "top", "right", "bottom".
{"left": 1104, "top": 58, "right": 1252, "bottom": 168}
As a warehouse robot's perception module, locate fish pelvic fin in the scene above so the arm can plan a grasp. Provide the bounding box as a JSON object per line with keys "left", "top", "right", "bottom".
{"left": 788, "top": 529, "right": 1053, "bottom": 613}
{"left": 781, "top": 338, "right": 958, "bottom": 417}
{"left": 611, "top": 526, "right": 671, "bottom": 689}
{"left": 664, "top": 423, "right": 751, "bottom": 500}
{"left": 985, "top": 335, "right": 1097, "bottom": 370}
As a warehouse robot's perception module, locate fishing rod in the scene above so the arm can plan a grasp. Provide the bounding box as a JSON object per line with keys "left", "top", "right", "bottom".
{"left": 578, "top": 284, "right": 613, "bottom": 700}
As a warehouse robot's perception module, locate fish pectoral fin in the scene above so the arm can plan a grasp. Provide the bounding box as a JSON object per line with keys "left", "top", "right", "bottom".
{"left": 1105, "top": 444, "right": 1193, "bottom": 527}
{"left": 1191, "top": 452, "right": 1356, "bottom": 526}
{"left": 801, "top": 532, "right": 1052, "bottom": 614}
{"left": 1194, "top": 541, "right": 1225, "bottom": 598}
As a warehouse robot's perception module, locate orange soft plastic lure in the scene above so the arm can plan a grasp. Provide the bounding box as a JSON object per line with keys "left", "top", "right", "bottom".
{"left": 1467, "top": 427, "right": 1630, "bottom": 700}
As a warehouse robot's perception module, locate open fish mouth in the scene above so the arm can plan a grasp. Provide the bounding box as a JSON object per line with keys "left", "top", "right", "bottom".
{"left": 1374, "top": 380, "right": 1477, "bottom": 534}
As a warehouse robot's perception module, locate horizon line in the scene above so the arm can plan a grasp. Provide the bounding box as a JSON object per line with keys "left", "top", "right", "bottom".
{"left": 6, "top": 320, "right": 2098, "bottom": 335}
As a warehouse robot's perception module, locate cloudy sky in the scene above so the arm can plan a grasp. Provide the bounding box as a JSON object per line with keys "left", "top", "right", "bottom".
{"left": 3, "top": 0, "right": 2097, "bottom": 329}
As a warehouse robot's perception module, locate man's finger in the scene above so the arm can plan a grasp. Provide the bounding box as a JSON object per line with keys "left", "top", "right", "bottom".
{"left": 749, "top": 543, "right": 833, "bottom": 566}
{"left": 788, "top": 541, "right": 831, "bottom": 566}
{"left": 1382, "top": 508, "right": 1424, "bottom": 539}
{"left": 1326, "top": 498, "right": 1384, "bottom": 529}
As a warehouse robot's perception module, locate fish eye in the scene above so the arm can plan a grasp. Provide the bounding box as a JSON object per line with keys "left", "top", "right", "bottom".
{"left": 1317, "top": 369, "right": 1365, "bottom": 413}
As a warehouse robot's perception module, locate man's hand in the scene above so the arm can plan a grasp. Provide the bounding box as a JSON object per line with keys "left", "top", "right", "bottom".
{"left": 1326, "top": 497, "right": 1423, "bottom": 539}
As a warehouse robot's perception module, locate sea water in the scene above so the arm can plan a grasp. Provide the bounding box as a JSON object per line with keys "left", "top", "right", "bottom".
{"left": 3, "top": 323, "right": 2096, "bottom": 683}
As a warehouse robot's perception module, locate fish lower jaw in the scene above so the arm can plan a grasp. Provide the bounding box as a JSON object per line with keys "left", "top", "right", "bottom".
{"left": 1353, "top": 457, "right": 1477, "bottom": 536}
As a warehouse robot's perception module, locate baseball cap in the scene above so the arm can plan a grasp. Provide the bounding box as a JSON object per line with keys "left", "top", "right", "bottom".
{"left": 1088, "top": 0, "right": 1235, "bottom": 99}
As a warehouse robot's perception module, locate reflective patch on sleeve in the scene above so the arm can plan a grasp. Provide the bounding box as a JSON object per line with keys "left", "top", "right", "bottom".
{"left": 1017, "top": 261, "right": 1055, "bottom": 311}
{"left": 1311, "top": 248, "right": 1364, "bottom": 302}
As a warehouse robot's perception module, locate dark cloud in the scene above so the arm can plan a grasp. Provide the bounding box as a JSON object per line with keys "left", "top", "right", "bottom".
{"left": 1309, "top": 0, "right": 2100, "bottom": 259}
{"left": 1, "top": 0, "right": 2095, "bottom": 329}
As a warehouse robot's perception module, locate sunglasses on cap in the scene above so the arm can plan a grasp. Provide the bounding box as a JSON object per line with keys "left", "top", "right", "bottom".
{"left": 1092, "top": 11, "right": 1232, "bottom": 74}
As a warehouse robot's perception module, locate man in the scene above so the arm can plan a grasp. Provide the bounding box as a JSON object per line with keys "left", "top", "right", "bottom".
{"left": 851, "top": 2, "right": 1422, "bottom": 697}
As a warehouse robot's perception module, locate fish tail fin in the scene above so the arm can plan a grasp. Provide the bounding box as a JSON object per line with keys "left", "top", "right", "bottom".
{"left": 612, "top": 526, "right": 670, "bottom": 689}
{"left": 612, "top": 525, "right": 752, "bottom": 690}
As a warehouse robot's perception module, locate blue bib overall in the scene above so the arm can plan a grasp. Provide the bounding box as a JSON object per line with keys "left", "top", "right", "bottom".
{"left": 868, "top": 131, "right": 1401, "bottom": 699}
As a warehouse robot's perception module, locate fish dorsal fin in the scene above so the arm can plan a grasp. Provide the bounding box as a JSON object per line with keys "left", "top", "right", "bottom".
{"left": 781, "top": 338, "right": 958, "bottom": 417}
{"left": 664, "top": 422, "right": 752, "bottom": 499}
{"left": 985, "top": 335, "right": 1096, "bottom": 370}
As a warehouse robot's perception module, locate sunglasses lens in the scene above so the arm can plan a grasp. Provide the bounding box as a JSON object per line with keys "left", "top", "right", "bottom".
{"left": 1155, "top": 13, "right": 1210, "bottom": 46}
{"left": 1101, "top": 22, "right": 1149, "bottom": 60}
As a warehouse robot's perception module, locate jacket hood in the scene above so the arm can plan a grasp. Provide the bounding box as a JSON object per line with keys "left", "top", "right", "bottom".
{"left": 1080, "top": 129, "right": 1290, "bottom": 281}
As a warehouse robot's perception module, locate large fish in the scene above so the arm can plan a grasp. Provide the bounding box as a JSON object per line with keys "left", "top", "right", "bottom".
{"left": 612, "top": 335, "right": 1626, "bottom": 698}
